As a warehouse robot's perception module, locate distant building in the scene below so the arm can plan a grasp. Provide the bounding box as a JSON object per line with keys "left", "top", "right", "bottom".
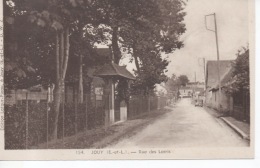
{"left": 207, "top": 51, "right": 250, "bottom": 122}
{"left": 179, "top": 86, "right": 193, "bottom": 98}
{"left": 5, "top": 84, "right": 53, "bottom": 105}
{"left": 205, "top": 60, "right": 233, "bottom": 109}
{"left": 187, "top": 82, "right": 205, "bottom": 89}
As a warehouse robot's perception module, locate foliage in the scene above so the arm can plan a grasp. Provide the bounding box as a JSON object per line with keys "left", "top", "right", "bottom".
{"left": 4, "top": 0, "right": 111, "bottom": 140}
{"left": 5, "top": 0, "right": 186, "bottom": 92}
{"left": 5, "top": 101, "right": 48, "bottom": 149}
{"left": 225, "top": 48, "right": 249, "bottom": 94}
{"left": 131, "top": 53, "right": 169, "bottom": 95}
{"left": 165, "top": 74, "right": 189, "bottom": 98}
{"left": 4, "top": 0, "right": 108, "bottom": 88}
{"left": 109, "top": 0, "right": 186, "bottom": 95}
{"left": 165, "top": 74, "right": 180, "bottom": 92}
{"left": 178, "top": 75, "right": 189, "bottom": 86}
{"left": 4, "top": 1, "right": 56, "bottom": 90}
{"left": 4, "top": 0, "right": 187, "bottom": 140}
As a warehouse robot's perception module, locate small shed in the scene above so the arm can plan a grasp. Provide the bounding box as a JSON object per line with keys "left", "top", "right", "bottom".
{"left": 95, "top": 62, "right": 135, "bottom": 126}
{"left": 95, "top": 62, "right": 135, "bottom": 80}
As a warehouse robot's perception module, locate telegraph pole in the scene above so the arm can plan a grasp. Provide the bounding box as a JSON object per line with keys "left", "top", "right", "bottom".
{"left": 198, "top": 57, "right": 206, "bottom": 89}
{"left": 203, "top": 58, "right": 206, "bottom": 90}
{"left": 205, "top": 13, "right": 221, "bottom": 111}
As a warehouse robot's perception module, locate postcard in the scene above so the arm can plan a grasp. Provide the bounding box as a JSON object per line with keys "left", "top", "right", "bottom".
{"left": 0, "top": 0, "right": 255, "bottom": 160}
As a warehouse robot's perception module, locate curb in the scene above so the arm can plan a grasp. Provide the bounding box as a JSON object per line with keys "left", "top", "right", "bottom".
{"left": 220, "top": 117, "right": 250, "bottom": 141}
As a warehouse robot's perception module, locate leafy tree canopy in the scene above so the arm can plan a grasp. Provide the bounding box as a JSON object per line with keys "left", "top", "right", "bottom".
{"left": 178, "top": 75, "right": 189, "bottom": 86}
{"left": 225, "top": 47, "right": 249, "bottom": 94}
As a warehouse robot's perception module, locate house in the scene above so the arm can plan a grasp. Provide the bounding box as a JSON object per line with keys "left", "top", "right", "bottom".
{"left": 208, "top": 51, "right": 250, "bottom": 123}
{"left": 186, "top": 82, "right": 205, "bottom": 101}
{"left": 179, "top": 86, "right": 193, "bottom": 98}
{"left": 187, "top": 82, "right": 205, "bottom": 89}
{"left": 193, "top": 87, "right": 205, "bottom": 99}
{"left": 205, "top": 60, "right": 233, "bottom": 110}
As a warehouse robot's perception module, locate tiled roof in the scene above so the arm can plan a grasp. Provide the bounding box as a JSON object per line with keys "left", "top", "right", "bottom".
{"left": 94, "top": 63, "right": 135, "bottom": 80}
{"left": 210, "top": 67, "right": 234, "bottom": 90}
{"left": 179, "top": 86, "right": 192, "bottom": 90}
{"left": 206, "top": 60, "right": 233, "bottom": 89}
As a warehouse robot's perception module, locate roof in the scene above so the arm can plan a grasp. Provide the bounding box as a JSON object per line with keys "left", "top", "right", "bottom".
{"left": 194, "top": 87, "right": 204, "bottom": 92}
{"left": 210, "top": 67, "right": 234, "bottom": 91}
{"left": 206, "top": 60, "right": 233, "bottom": 89}
{"left": 179, "top": 86, "right": 192, "bottom": 90}
{"left": 94, "top": 62, "right": 135, "bottom": 80}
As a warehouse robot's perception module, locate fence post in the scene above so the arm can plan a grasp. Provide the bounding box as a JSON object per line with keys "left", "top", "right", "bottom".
{"left": 94, "top": 94, "right": 97, "bottom": 128}
{"left": 25, "top": 92, "right": 28, "bottom": 149}
{"left": 62, "top": 92, "right": 65, "bottom": 147}
{"left": 104, "top": 94, "right": 109, "bottom": 130}
{"left": 85, "top": 94, "right": 88, "bottom": 131}
{"left": 74, "top": 98, "right": 78, "bottom": 135}
{"left": 148, "top": 92, "right": 151, "bottom": 113}
{"left": 46, "top": 92, "right": 49, "bottom": 149}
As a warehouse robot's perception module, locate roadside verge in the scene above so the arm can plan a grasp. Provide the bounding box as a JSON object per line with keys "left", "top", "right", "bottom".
{"left": 34, "top": 107, "right": 171, "bottom": 149}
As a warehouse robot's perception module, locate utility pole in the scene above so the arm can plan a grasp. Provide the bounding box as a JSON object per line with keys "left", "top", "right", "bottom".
{"left": 203, "top": 58, "right": 206, "bottom": 90}
{"left": 198, "top": 57, "right": 206, "bottom": 89}
{"left": 205, "top": 13, "right": 221, "bottom": 112}
{"left": 194, "top": 72, "right": 196, "bottom": 83}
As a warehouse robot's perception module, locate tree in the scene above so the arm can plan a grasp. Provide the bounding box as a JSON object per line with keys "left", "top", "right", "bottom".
{"left": 108, "top": 0, "right": 186, "bottom": 95}
{"left": 178, "top": 75, "right": 189, "bottom": 86}
{"left": 130, "top": 50, "right": 169, "bottom": 95}
{"left": 165, "top": 74, "right": 180, "bottom": 92}
{"left": 125, "top": 0, "right": 186, "bottom": 94}
{"left": 4, "top": 0, "right": 108, "bottom": 140}
{"left": 226, "top": 47, "right": 249, "bottom": 94}
{"left": 4, "top": 1, "right": 57, "bottom": 90}
{"left": 5, "top": 0, "right": 186, "bottom": 140}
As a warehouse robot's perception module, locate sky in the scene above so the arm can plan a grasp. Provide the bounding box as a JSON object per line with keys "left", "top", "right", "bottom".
{"left": 165, "top": 0, "right": 249, "bottom": 82}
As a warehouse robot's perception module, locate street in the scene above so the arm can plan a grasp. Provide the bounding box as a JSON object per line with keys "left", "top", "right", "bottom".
{"left": 108, "top": 98, "right": 249, "bottom": 148}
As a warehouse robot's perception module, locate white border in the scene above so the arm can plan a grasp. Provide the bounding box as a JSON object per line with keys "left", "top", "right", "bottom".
{"left": 0, "top": 0, "right": 259, "bottom": 166}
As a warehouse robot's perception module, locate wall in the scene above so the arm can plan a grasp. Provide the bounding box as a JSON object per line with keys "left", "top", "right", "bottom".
{"left": 207, "top": 89, "right": 232, "bottom": 114}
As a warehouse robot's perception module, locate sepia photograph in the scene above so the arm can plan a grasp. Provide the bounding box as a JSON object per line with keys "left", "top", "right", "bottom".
{"left": 0, "top": 0, "right": 255, "bottom": 160}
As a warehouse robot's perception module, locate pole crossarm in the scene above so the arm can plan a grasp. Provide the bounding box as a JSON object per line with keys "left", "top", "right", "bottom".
{"left": 205, "top": 14, "right": 215, "bottom": 32}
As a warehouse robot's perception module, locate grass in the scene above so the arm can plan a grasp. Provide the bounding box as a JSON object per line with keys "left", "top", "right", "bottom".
{"left": 33, "top": 107, "right": 171, "bottom": 149}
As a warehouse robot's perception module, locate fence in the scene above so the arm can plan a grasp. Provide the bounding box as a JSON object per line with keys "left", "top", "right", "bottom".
{"left": 4, "top": 92, "right": 168, "bottom": 149}
{"left": 128, "top": 95, "right": 168, "bottom": 119}
{"left": 232, "top": 90, "right": 250, "bottom": 123}
{"left": 5, "top": 92, "right": 106, "bottom": 149}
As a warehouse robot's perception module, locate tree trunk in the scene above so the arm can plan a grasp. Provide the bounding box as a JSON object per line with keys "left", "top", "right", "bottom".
{"left": 132, "top": 40, "right": 140, "bottom": 73}
{"left": 52, "top": 28, "right": 70, "bottom": 140}
{"left": 77, "top": 23, "right": 85, "bottom": 104}
{"left": 112, "top": 26, "right": 121, "bottom": 64}
{"left": 78, "top": 54, "right": 83, "bottom": 103}
{"left": 62, "top": 28, "right": 70, "bottom": 79}
{"left": 52, "top": 32, "right": 61, "bottom": 140}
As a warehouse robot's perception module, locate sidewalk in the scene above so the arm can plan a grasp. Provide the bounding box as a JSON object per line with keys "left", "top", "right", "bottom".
{"left": 221, "top": 117, "right": 250, "bottom": 140}
{"left": 204, "top": 106, "right": 250, "bottom": 141}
